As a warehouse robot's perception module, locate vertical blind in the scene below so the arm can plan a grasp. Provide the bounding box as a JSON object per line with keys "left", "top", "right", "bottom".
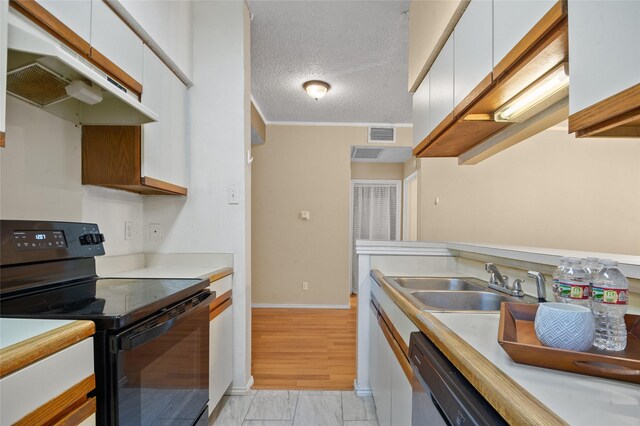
{"left": 352, "top": 183, "right": 399, "bottom": 293}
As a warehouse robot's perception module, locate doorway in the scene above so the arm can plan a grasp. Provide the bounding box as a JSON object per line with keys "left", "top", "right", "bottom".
{"left": 403, "top": 171, "right": 418, "bottom": 241}
{"left": 350, "top": 180, "right": 401, "bottom": 293}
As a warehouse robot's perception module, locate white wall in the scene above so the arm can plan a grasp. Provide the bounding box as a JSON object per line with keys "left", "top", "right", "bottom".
{"left": 1, "top": 97, "right": 82, "bottom": 221}
{"left": 143, "top": 0, "right": 252, "bottom": 392}
{"left": 0, "top": 97, "right": 145, "bottom": 257}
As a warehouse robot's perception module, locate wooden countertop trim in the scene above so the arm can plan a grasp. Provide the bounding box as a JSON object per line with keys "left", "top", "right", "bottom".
{"left": 374, "top": 273, "right": 566, "bottom": 425}
{"left": 0, "top": 321, "right": 95, "bottom": 378}
{"left": 209, "top": 268, "right": 234, "bottom": 283}
{"left": 56, "top": 396, "right": 96, "bottom": 426}
{"left": 15, "top": 374, "right": 95, "bottom": 426}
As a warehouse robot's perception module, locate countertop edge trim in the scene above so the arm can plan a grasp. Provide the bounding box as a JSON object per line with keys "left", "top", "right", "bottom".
{"left": 209, "top": 267, "right": 234, "bottom": 282}
{"left": 0, "top": 321, "right": 95, "bottom": 378}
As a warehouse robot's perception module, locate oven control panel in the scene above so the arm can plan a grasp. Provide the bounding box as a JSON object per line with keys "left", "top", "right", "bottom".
{"left": 13, "top": 230, "right": 67, "bottom": 250}
{"left": 1, "top": 220, "right": 106, "bottom": 266}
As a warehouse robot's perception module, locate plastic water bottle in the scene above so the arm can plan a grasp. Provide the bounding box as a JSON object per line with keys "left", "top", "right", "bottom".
{"left": 592, "top": 260, "right": 629, "bottom": 351}
{"left": 552, "top": 257, "right": 569, "bottom": 302}
{"left": 556, "top": 258, "right": 590, "bottom": 307}
{"left": 584, "top": 257, "right": 602, "bottom": 299}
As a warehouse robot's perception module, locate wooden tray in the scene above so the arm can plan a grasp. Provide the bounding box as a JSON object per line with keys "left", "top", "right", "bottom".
{"left": 498, "top": 303, "right": 640, "bottom": 384}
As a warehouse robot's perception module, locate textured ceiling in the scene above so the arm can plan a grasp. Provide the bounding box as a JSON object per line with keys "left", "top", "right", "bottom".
{"left": 248, "top": 0, "right": 412, "bottom": 124}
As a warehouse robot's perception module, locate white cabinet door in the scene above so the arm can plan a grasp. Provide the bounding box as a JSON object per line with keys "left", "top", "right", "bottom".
{"left": 454, "top": 0, "right": 492, "bottom": 107}
{"left": 429, "top": 34, "right": 454, "bottom": 132}
{"left": 90, "top": 0, "right": 143, "bottom": 83}
{"left": 375, "top": 324, "right": 392, "bottom": 426}
{"left": 368, "top": 306, "right": 379, "bottom": 399}
{"left": 38, "top": 0, "right": 92, "bottom": 42}
{"left": 412, "top": 73, "right": 430, "bottom": 147}
{"left": 390, "top": 359, "right": 412, "bottom": 426}
{"left": 493, "top": 0, "right": 556, "bottom": 68}
{"left": 209, "top": 307, "right": 233, "bottom": 415}
{"left": 568, "top": 0, "right": 640, "bottom": 114}
{"left": 0, "top": 0, "right": 6, "bottom": 140}
{"left": 141, "top": 46, "right": 188, "bottom": 187}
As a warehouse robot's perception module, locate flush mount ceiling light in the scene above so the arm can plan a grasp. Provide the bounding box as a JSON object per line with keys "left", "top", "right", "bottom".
{"left": 303, "top": 80, "right": 330, "bottom": 100}
{"left": 495, "top": 63, "right": 569, "bottom": 122}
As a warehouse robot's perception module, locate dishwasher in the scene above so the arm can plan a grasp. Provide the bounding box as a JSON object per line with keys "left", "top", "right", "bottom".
{"left": 409, "top": 332, "right": 506, "bottom": 426}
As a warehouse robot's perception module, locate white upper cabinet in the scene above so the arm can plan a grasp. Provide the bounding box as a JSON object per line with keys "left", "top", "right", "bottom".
{"left": 493, "top": 0, "right": 556, "bottom": 68}
{"left": 90, "top": 0, "right": 143, "bottom": 83}
{"left": 412, "top": 73, "right": 430, "bottom": 147}
{"left": 117, "top": 0, "right": 193, "bottom": 80}
{"left": 38, "top": 0, "right": 91, "bottom": 42}
{"left": 429, "top": 34, "right": 454, "bottom": 132}
{"left": 141, "top": 46, "right": 188, "bottom": 188}
{"left": 568, "top": 0, "right": 640, "bottom": 114}
{"left": 454, "top": 0, "right": 492, "bottom": 107}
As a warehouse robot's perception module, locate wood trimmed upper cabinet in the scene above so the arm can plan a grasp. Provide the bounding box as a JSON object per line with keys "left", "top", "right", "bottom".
{"left": 567, "top": 0, "right": 640, "bottom": 137}
{"left": 0, "top": 0, "right": 8, "bottom": 148}
{"left": 413, "top": 0, "right": 568, "bottom": 159}
{"left": 454, "top": 0, "right": 492, "bottom": 109}
{"left": 493, "top": 0, "right": 557, "bottom": 72}
{"left": 36, "top": 0, "right": 91, "bottom": 43}
{"left": 82, "top": 126, "right": 188, "bottom": 195}
{"left": 90, "top": 0, "right": 143, "bottom": 92}
{"left": 412, "top": 72, "right": 430, "bottom": 148}
{"left": 141, "top": 46, "right": 188, "bottom": 189}
{"left": 428, "top": 34, "right": 455, "bottom": 139}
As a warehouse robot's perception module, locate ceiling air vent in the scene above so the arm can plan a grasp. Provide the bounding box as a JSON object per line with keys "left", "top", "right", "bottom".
{"left": 352, "top": 147, "right": 384, "bottom": 160}
{"left": 368, "top": 126, "right": 395, "bottom": 143}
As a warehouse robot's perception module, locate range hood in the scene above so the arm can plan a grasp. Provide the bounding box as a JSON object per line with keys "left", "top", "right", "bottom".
{"left": 6, "top": 10, "right": 157, "bottom": 125}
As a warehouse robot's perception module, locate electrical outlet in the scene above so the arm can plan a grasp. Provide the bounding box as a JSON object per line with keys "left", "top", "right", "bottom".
{"left": 125, "top": 222, "right": 133, "bottom": 240}
{"left": 302, "top": 281, "right": 309, "bottom": 291}
{"left": 150, "top": 223, "right": 162, "bottom": 241}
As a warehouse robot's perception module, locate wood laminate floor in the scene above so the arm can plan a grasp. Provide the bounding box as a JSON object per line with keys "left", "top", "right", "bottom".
{"left": 251, "top": 295, "right": 357, "bottom": 390}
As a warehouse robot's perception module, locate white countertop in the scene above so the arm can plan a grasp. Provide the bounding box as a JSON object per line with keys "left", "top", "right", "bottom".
{"left": 105, "top": 266, "right": 227, "bottom": 280}
{"left": 0, "top": 318, "right": 75, "bottom": 350}
{"left": 430, "top": 313, "right": 640, "bottom": 425}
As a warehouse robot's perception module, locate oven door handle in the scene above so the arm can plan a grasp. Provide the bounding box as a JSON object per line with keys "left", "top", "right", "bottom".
{"left": 118, "top": 292, "right": 216, "bottom": 351}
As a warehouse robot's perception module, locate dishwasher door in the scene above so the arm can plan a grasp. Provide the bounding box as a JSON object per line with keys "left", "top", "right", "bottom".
{"left": 409, "top": 332, "right": 506, "bottom": 426}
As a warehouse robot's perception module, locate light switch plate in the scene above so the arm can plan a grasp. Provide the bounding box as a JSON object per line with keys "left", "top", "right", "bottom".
{"left": 228, "top": 187, "right": 240, "bottom": 204}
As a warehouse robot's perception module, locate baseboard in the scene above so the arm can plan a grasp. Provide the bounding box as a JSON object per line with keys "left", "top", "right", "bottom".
{"left": 252, "top": 303, "right": 350, "bottom": 309}
{"left": 354, "top": 380, "right": 372, "bottom": 397}
{"left": 226, "top": 376, "right": 254, "bottom": 395}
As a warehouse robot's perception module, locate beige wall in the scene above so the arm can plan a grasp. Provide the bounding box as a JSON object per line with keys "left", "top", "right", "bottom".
{"left": 419, "top": 126, "right": 640, "bottom": 255}
{"left": 252, "top": 125, "right": 412, "bottom": 305}
{"left": 351, "top": 162, "right": 404, "bottom": 180}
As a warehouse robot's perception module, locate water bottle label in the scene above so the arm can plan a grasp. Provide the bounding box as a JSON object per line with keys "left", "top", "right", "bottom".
{"left": 557, "top": 281, "right": 590, "bottom": 299}
{"left": 592, "top": 287, "right": 628, "bottom": 305}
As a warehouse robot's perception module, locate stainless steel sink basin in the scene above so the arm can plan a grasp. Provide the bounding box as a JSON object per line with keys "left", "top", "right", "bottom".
{"left": 410, "top": 291, "right": 516, "bottom": 311}
{"left": 393, "top": 277, "right": 486, "bottom": 291}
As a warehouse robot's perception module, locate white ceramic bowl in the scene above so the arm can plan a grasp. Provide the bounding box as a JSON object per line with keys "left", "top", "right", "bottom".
{"left": 534, "top": 303, "right": 595, "bottom": 352}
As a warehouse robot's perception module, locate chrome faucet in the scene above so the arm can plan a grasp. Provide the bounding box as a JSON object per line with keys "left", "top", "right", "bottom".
{"left": 527, "top": 271, "right": 548, "bottom": 303}
{"left": 485, "top": 263, "right": 524, "bottom": 297}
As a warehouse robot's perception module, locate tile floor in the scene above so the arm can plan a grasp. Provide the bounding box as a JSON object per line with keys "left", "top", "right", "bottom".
{"left": 210, "top": 390, "right": 379, "bottom": 426}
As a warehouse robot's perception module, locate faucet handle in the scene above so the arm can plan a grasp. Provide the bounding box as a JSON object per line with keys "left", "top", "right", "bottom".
{"left": 512, "top": 279, "right": 523, "bottom": 294}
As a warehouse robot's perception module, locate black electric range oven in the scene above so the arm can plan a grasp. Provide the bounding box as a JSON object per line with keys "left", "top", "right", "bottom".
{"left": 0, "top": 220, "right": 214, "bottom": 426}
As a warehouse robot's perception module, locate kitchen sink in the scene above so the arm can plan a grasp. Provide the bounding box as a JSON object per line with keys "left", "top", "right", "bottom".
{"left": 393, "top": 277, "right": 486, "bottom": 291}
{"left": 410, "top": 290, "right": 519, "bottom": 311}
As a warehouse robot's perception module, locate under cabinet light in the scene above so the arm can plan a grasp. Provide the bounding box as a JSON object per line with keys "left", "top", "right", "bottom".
{"left": 495, "top": 63, "right": 569, "bottom": 122}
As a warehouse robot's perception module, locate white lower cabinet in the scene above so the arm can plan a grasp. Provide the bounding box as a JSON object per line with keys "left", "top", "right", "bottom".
{"left": 390, "top": 358, "right": 412, "bottom": 426}
{"left": 370, "top": 297, "right": 413, "bottom": 426}
{"left": 0, "top": 337, "right": 95, "bottom": 425}
{"left": 208, "top": 275, "right": 234, "bottom": 415}
{"left": 209, "top": 306, "right": 233, "bottom": 413}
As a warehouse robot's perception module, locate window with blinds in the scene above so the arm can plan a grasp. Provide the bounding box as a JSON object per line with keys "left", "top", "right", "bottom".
{"left": 351, "top": 181, "right": 400, "bottom": 293}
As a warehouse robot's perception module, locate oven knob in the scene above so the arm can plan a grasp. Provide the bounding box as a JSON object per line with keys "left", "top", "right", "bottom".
{"left": 79, "top": 234, "right": 90, "bottom": 245}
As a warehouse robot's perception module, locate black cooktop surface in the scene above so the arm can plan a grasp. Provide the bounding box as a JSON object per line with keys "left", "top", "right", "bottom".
{"left": 0, "top": 277, "right": 210, "bottom": 329}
